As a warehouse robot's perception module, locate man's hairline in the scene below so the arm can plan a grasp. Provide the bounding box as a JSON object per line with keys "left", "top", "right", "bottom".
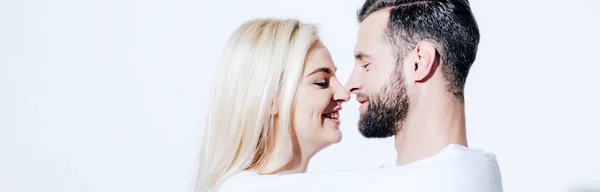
{"left": 357, "top": 7, "right": 399, "bottom": 56}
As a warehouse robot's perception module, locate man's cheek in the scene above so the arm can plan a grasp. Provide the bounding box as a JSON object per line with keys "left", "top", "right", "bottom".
{"left": 364, "top": 78, "right": 377, "bottom": 92}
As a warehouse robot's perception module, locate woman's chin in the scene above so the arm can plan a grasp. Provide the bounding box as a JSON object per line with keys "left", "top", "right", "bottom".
{"left": 326, "top": 129, "right": 342, "bottom": 144}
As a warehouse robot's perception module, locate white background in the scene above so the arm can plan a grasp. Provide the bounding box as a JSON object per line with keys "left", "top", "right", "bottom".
{"left": 1, "top": 0, "right": 599, "bottom": 191}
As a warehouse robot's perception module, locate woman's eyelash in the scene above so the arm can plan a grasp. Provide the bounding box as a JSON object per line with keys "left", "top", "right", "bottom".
{"left": 314, "top": 81, "right": 329, "bottom": 88}
{"left": 361, "top": 63, "right": 371, "bottom": 68}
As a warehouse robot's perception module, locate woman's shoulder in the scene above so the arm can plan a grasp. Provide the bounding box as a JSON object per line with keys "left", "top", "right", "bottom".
{"left": 216, "top": 171, "right": 261, "bottom": 192}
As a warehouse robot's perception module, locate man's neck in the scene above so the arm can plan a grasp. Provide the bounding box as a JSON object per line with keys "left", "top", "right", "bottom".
{"left": 395, "top": 95, "right": 468, "bottom": 166}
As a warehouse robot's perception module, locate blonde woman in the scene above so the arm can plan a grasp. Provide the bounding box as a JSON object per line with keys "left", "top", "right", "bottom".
{"left": 195, "top": 19, "right": 350, "bottom": 192}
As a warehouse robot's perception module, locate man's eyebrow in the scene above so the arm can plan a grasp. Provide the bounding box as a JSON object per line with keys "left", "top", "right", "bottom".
{"left": 354, "top": 52, "right": 372, "bottom": 60}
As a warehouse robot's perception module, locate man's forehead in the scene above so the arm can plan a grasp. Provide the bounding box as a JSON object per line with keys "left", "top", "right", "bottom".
{"left": 355, "top": 9, "right": 390, "bottom": 52}
{"left": 360, "top": 8, "right": 391, "bottom": 32}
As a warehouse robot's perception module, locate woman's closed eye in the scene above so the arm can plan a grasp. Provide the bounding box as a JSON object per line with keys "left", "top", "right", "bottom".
{"left": 314, "top": 81, "right": 329, "bottom": 88}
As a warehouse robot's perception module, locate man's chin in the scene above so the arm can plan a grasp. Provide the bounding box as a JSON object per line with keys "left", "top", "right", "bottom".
{"left": 357, "top": 125, "right": 395, "bottom": 138}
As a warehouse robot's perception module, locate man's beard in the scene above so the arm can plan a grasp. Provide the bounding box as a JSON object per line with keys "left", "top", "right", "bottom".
{"left": 358, "top": 65, "right": 410, "bottom": 138}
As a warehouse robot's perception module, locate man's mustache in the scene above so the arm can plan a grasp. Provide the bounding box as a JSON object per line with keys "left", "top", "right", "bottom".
{"left": 356, "top": 93, "right": 370, "bottom": 101}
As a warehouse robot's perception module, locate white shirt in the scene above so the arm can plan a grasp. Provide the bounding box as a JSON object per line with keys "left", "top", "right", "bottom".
{"left": 218, "top": 144, "right": 503, "bottom": 192}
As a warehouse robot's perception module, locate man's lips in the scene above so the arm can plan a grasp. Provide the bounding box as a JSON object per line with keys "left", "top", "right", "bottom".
{"left": 357, "top": 97, "right": 368, "bottom": 104}
{"left": 357, "top": 98, "right": 368, "bottom": 111}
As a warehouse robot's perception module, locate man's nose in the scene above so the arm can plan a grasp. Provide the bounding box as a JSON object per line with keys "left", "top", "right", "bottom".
{"left": 345, "top": 69, "right": 362, "bottom": 94}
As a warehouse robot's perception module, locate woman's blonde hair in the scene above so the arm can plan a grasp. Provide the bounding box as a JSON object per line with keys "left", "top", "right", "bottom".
{"left": 194, "top": 18, "right": 320, "bottom": 192}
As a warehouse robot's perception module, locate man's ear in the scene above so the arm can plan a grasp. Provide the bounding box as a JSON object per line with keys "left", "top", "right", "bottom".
{"left": 412, "top": 41, "right": 438, "bottom": 82}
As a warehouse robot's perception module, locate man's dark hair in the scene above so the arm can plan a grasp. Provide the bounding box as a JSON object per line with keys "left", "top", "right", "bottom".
{"left": 358, "top": 0, "right": 480, "bottom": 101}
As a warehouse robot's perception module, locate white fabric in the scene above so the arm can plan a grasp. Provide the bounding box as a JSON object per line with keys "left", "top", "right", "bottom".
{"left": 218, "top": 144, "right": 503, "bottom": 192}
{"left": 216, "top": 171, "right": 260, "bottom": 192}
